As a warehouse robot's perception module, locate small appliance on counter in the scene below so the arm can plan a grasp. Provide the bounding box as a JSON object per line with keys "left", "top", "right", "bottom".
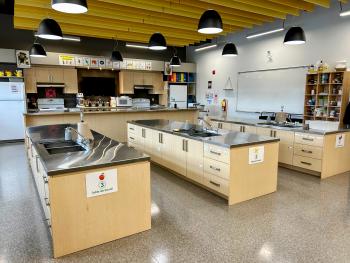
{"left": 76, "top": 93, "right": 84, "bottom": 107}
{"left": 132, "top": 98, "right": 150, "bottom": 109}
{"left": 37, "top": 98, "right": 65, "bottom": 112}
{"left": 116, "top": 96, "right": 132, "bottom": 107}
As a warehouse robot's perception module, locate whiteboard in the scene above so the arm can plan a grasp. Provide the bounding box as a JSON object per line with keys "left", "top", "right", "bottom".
{"left": 237, "top": 67, "right": 307, "bottom": 114}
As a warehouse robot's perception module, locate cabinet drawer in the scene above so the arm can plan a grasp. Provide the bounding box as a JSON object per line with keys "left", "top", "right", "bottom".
{"left": 127, "top": 134, "right": 138, "bottom": 144}
{"left": 204, "top": 143, "right": 230, "bottom": 164}
{"left": 293, "top": 155, "right": 322, "bottom": 172}
{"left": 127, "top": 124, "right": 137, "bottom": 134}
{"left": 294, "top": 143, "right": 323, "bottom": 159}
{"left": 203, "top": 173, "right": 229, "bottom": 196}
{"left": 204, "top": 157, "right": 230, "bottom": 180}
{"left": 295, "top": 133, "right": 324, "bottom": 147}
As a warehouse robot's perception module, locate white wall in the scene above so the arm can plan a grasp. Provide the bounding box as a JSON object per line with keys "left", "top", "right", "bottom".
{"left": 187, "top": 0, "right": 350, "bottom": 119}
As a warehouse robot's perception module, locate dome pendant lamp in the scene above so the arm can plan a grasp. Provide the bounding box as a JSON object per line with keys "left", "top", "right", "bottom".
{"left": 111, "top": 39, "right": 123, "bottom": 62}
{"left": 170, "top": 55, "right": 181, "bottom": 67}
{"left": 52, "top": 0, "right": 88, "bottom": 14}
{"left": 149, "top": 33, "right": 167, "bottom": 50}
{"left": 198, "top": 10, "right": 223, "bottom": 34}
{"left": 222, "top": 43, "right": 238, "bottom": 57}
{"left": 30, "top": 42, "right": 47, "bottom": 58}
{"left": 283, "top": 26, "right": 306, "bottom": 45}
{"left": 37, "top": 18, "right": 63, "bottom": 40}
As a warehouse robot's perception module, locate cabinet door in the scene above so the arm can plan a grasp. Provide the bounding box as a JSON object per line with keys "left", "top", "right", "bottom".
{"left": 50, "top": 68, "right": 64, "bottom": 83}
{"left": 163, "top": 134, "right": 186, "bottom": 175}
{"left": 63, "top": 68, "right": 78, "bottom": 93}
{"left": 24, "top": 68, "right": 37, "bottom": 93}
{"left": 244, "top": 125, "right": 257, "bottom": 134}
{"left": 143, "top": 128, "right": 154, "bottom": 157}
{"left": 221, "top": 122, "right": 231, "bottom": 130}
{"left": 256, "top": 127, "right": 273, "bottom": 137}
{"left": 35, "top": 67, "right": 51, "bottom": 83}
{"left": 186, "top": 139, "right": 203, "bottom": 183}
{"left": 119, "top": 71, "right": 134, "bottom": 94}
{"left": 231, "top": 123, "right": 241, "bottom": 132}
{"left": 143, "top": 72, "right": 153, "bottom": 86}
{"left": 274, "top": 129, "right": 294, "bottom": 144}
{"left": 133, "top": 72, "right": 144, "bottom": 85}
{"left": 151, "top": 73, "right": 164, "bottom": 94}
{"left": 278, "top": 144, "right": 294, "bottom": 165}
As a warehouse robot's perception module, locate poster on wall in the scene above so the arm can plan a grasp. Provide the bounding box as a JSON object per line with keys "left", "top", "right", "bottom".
{"left": 145, "top": 61, "right": 152, "bottom": 70}
{"left": 15, "top": 50, "right": 31, "bottom": 68}
{"left": 75, "top": 57, "right": 84, "bottom": 67}
{"left": 90, "top": 57, "right": 99, "bottom": 68}
{"left": 105, "top": 58, "right": 113, "bottom": 69}
{"left": 83, "top": 57, "right": 90, "bottom": 67}
{"left": 335, "top": 134, "right": 345, "bottom": 148}
{"left": 85, "top": 169, "right": 118, "bottom": 198}
{"left": 98, "top": 58, "right": 106, "bottom": 68}
{"left": 126, "top": 59, "right": 134, "bottom": 69}
{"left": 208, "top": 80, "right": 212, "bottom": 89}
{"left": 59, "top": 55, "right": 75, "bottom": 66}
{"left": 164, "top": 62, "right": 172, "bottom": 75}
{"left": 249, "top": 146, "right": 265, "bottom": 165}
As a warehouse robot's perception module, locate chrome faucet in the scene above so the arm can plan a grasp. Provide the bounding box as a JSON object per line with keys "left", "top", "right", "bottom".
{"left": 65, "top": 127, "right": 93, "bottom": 150}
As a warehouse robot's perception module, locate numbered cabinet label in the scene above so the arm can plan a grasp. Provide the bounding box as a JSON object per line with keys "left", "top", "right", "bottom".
{"left": 85, "top": 169, "right": 118, "bottom": 198}
{"left": 335, "top": 134, "right": 345, "bottom": 148}
{"left": 249, "top": 146, "right": 265, "bottom": 165}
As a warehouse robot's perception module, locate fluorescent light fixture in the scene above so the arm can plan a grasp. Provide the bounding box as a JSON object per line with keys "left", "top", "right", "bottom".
{"left": 246, "top": 28, "right": 284, "bottom": 39}
{"left": 194, "top": 44, "right": 217, "bottom": 52}
{"left": 126, "top": 43, "right": 149, "bottom": 49}
{"left": 35, "top": 33, "right": 80, "bottom": 42}
{"left": 340, "top": 10, "right": 350, "bottom": 16}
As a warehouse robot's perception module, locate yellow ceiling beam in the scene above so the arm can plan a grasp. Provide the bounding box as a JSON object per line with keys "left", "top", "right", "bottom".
{"left": 14, "top": 17, "right": 191, "bottom": 46}
{"left": 302, "top": 0, "right": 330, "bottom": 8}
{"left": 267, "top": 0, "right": 314, "bottom": 11}
{"left": 14, "top": 5, "right": 220, "bottom": 42}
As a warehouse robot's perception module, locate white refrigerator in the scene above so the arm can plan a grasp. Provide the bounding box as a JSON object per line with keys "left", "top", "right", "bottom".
{"left": 169, "top": 84, "right": 187, "bottom": 108}
{"left": 0, "top": 81, "right": 26, "bottom": 141}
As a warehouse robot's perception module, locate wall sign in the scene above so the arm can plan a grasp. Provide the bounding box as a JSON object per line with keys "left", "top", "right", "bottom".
{"left": 59, "top": 55, "right": 75, "bottom": 66}
{"left": 85, "top": 169, "right": 118, "bottom": 198}
{"left": 249, "top": 146, "right": 265, "bottom": 164}
{"left": 15, "top": 50, "right": 31, "bottom": 68}
{"left": 335, "top": 134, "right": 345, "bottom": 148}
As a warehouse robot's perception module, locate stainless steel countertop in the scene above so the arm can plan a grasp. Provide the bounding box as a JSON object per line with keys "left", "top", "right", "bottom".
{"left": 207, "top": 116, "right": 350, "bottom": 135}
{"left": 27, "top": 124, "right": 150, "bottom": 176}
{"left": 24, "top": 108, "right": 199, "bottom": 116}
{"left": 129, "top": 119, "right": 280, "bottom": 148}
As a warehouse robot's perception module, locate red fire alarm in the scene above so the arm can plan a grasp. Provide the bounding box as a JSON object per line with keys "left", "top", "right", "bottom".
{"left": 212, "top": 70, "right": 216, "bottom": 75}
{"left": 99, "top": 174, "right": 105, "bottom": 180}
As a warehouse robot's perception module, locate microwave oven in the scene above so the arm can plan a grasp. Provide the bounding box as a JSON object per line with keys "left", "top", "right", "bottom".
{"left": 116, "top": 96, "right": 132, "bottom": 107}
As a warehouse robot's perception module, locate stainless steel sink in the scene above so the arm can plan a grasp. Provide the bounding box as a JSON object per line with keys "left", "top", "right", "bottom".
{"left": 174, "top": 129, "right": 220, "bottom": 138}
{"left": 40, "top": 140, "right": 86, "bottom": 155}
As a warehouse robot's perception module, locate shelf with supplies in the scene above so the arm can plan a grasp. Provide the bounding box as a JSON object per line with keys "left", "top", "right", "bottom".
{"left": 165, "top": 72, "right": 196, "bottom": 83}
{"left": 304, "top": 71, "right": 349, "bottom": 126}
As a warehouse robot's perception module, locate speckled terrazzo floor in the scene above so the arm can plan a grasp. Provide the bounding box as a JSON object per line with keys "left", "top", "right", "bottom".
{"left": 1, "top": 142, "right": 350, "bottom": 263}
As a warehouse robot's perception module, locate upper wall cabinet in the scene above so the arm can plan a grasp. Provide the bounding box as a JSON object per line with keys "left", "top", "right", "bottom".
{"left": 24, "top": 67, "right": 78, "bottom": 94}
{"left": 119, "top": 70, "right": 135, "bottom": 94}
{"left": 119, "top": 70, "right": 164, "bottom": 95}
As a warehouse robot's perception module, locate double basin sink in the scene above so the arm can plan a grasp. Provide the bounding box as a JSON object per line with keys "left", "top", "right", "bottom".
{"left": 173, "top": 128, "right": 220, "bottom": 138}
{"left": 39, "top": 140, "right": 86, "bottom": 155}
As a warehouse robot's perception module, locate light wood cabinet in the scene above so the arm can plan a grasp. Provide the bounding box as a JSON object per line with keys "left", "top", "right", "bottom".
{"left": 151, "top": 73, "right": 165, "bottom": 94}
{"left": 63, "top": 68, "right": 78, "bottom": 94}
{"left": 35, "top": 67, "right": 64, "bottom": 83}
{"left": 119, "top": 70, "right": 134, "bottom": 94}
{"left": 133, "top": 72, "right": 144, "bottom": 85}
{"left": 24, "top": 68, "right": 37, "bottom": 93}
{"left": 212, "top": 121, "right": 231, "bottom": 130}
{"left": 143, "top": 72, "right": 153, "bottom": 86}
{"left": 185, "top": 138, "right": 203, "bottom": 183}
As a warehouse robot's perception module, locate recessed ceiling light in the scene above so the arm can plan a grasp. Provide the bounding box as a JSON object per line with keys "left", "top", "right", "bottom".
{"left": 194, "top": 44, "right": 217, "bottom": 52}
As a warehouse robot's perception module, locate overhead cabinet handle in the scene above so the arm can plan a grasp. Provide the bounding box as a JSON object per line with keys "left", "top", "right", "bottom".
{"left": 209, "top": 181, "right": 221, "bottom": 187}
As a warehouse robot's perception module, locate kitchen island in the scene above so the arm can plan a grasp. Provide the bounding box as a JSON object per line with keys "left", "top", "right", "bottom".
{"left": 25, "top": 124, "right": 151, "bottom": 258}
{"left": 24, "top": 108, "right": 199, "bottom": 142}
{"left": 206, "top": 116, "right": 350, "bottom": 179}
{"left": 127, "top": 119, "right": 280, "bottom": 205}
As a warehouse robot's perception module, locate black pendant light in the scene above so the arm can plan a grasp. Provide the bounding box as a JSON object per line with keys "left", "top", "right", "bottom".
{"left": 198, "top": 10, "right": 223, "bottom": 34}
{"left": 222, "top": 43, "right": 238, "bottom": 57}
{"left": 111, "top": 39, "right": 123, "bottom": 62}
{"left": 52, "top": 0, "right": 88, "bottom": 14}
{"left": 283, "top": 26, "right": 306, "bottom": 45}
{"left": 170, "top": 55, "right": 181, "bottom": 67}
{"left": 37, "top": 18, "right": 63, "bottom": 40}
{"left": 149, "top": 33, "right": 167, "bottom": 50}
{"left": 30, "top": 42, "right": 47, "bottom": 58}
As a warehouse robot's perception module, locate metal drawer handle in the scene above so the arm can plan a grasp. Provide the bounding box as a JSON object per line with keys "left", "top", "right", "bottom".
{"left": 45, "top": 218, "right": 52, "bottom": 228}
{"left": 301, "top": 149, "right": 313, "bottom": 154}
{"left": 210, "top": 150, "right": 221, "bottom": 156}
{"left": 209, "top": 165, "right": 221, "bottom": 172}
{"left": 302, "top": 138, "right": 314, "bottom": 141}
{"left": 129, "top": 127, "right": 134, "bottom": 130}
{"left": 301, "top": 161, "right": 312, "bottom": 166}
{"left": 44, "top": 178, "right": 48, "bottom": 184}
{"left": 209, "top": 181, "right": 220, "bottom": 187}
{"left": 44, "top": 197, "right": 50, "bottom": 206}
{"left": 129, "top": 137, "right": 135, "bottom": 140}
